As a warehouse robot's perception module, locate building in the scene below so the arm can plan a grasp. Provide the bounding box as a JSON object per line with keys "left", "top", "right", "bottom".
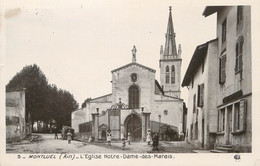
{"left": 6, "top": 90, "right": 31, "bottom": 142}
{"left": 182, "top": 39, "right": 218, "bottom": 149}
{"left": 72, "top": 7, "right": 184, "bottom": 141}
{"left": 182, "top": 6, "right": 251, "bottom": 152}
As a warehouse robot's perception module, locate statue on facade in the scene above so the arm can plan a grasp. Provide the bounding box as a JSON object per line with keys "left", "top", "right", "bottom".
{"left": 132, "top": 45, "right": 137, "bottom": 62}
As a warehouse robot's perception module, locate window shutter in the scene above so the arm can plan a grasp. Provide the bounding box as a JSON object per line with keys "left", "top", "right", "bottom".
{"left": 219, "top": 56, "right": 226, "bottom": 83}
{"left": 217, "top": 110, "right": 220, "bottom": 132}
{"left": 235, "top": 44, "right": 238, "bottom": 72}
{"left": 219, "top": 58, "right": 221, "bottom": 84}
{"left": 239, "top": 99, "right": 247, "bottom": 131}
{"left": 222, "top": 56, "right": 226, "bottom": 82}
{"left": 239, "top": 52, "right": 243, "bottom": 71}
{"left": 200, "top": 84, "right": 204, "bottom": 106}
{"left": 197, "top": 85, "right": 200, "bottom": 106}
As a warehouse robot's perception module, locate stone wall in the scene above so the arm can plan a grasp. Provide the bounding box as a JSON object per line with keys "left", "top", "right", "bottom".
{"left": 215, "top": 6, "right": 251, "bottom": 152}
{"left": 186, "top": 40, "right": 218, "bottom": 149}
{"left": 6, "top": 90, "right": 27, "bottom": 142}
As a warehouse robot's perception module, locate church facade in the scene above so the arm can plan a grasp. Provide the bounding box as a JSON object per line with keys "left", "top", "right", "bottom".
{"left": 72, "top": 7, "right": 184, "bottom": 141}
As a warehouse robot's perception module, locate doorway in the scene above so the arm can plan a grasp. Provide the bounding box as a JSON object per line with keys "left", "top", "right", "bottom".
{"left": 125, "top": 114, "right": 142, "bottom": 141}
{"left": 226, "top": 105, "right": 233, "bottom": 145}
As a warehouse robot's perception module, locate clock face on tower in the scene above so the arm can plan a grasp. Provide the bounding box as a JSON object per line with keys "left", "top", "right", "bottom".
{"left": 130, "top": 73, "right": 138, "bottom": 82}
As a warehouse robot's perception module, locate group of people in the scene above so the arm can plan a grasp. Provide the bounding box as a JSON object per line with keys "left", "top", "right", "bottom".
{"left": 54, "top": 129, "right": 73, "bottom": 144}
{"left": 106, "top": 129, "right": 159, "bottom": 151}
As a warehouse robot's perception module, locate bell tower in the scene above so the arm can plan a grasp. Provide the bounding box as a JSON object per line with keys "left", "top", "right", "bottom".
{"left": 159, "top": 6, "right": 182, "bottom": 98}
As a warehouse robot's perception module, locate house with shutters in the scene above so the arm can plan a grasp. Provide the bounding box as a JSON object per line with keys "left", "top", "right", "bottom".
{"left": 182, "top": 6, "right": 251, "bottom": 152}
{"left": 182, "top": 39, "right": 218, "bottom": 149}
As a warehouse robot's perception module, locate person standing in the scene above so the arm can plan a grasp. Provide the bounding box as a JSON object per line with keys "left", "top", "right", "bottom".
{"left": 67, "top": 130, "right": 72, "bottom": 144}
{"left": 122, "top": 137, "right": 126, "bottom": 150}
{"left": 146, "top": 129, "right": 151, "bottom": 145}
{"left": 127, "top": 131, "right": 131, "bottom": 145}
{"left": 54, "top": 128, "right": 58, "bottom": 139}
{"left": 107, "top": 130, "right": 112, "bottom": 146}
{"left": 152, "top": 132, "right": 159, "bottom": 151}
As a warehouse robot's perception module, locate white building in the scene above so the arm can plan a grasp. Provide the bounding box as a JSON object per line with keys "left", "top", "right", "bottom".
{"left": 182, "top": 39, "right": 218, "bottom": 149}
{"left": 182, "top": 6, "right": 252, "bottom": 152}
{"left": 72, "top": 7, "right": 184, "bottom": 141}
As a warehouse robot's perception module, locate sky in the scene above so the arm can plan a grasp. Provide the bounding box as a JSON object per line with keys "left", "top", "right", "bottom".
{"left": 3, "top": 0, "right": 220, "bottom": 106}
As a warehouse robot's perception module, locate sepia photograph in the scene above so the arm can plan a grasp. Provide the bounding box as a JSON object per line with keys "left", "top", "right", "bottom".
{"left": 1, "top": 0, "right": 259, "bottom": 165}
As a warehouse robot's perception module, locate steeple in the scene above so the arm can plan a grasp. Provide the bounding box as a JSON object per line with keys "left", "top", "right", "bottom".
{"left": 159, "top": 6, "right": 182, "bottom": 98}
{"left": 164, "top": 6, "right": 178, "bottom": 58}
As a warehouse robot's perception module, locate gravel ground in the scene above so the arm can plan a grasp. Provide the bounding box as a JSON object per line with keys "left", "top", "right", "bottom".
{"left": 6, "top": 133, "right": 196, "bottom": 153}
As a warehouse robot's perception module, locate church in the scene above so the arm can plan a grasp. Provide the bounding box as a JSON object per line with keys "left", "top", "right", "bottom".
{"left": 72, "top": 7, "right": 184, "bottom": 141}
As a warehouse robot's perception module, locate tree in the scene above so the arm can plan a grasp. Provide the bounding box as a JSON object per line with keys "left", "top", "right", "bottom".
{"left": 6, "top": 64, "right": 49, "bottom": 122}
{"left": 6, "top": 64, "right": 79, "bottom": 132}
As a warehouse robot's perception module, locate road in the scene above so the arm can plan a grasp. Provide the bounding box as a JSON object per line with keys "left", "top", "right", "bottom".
{"left": 6, "top": 134, "right": 196, "bottom": 153}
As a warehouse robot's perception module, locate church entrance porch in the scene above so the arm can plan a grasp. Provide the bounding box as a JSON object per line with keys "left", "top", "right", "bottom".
{"left": 91, "top": 99, "right": 151, "bottom": 142}
{"left": 125, "top": 114, "right": 142, "bottom": 141}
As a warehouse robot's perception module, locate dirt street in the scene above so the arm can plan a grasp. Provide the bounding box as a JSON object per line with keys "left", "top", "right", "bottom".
{"left": 6, "top": 133, "right": 196, "bottom": 153}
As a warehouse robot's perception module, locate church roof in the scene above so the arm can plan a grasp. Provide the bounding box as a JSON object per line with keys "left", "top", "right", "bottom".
{"left": 88, "top": 93, "right": 112, "bottom": 103}
{"left": 111, "top": 62, "right": 156, "bottom": 73}
{"left": 155, "top": 80, "right": 164, "bottom": 95}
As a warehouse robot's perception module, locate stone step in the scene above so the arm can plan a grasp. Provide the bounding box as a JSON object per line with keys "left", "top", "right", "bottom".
{"left": 222, "top": 144, "right": 233, "bottom": 148}
{"left": 216, "top": 146, "right": 233, "bottom": 152}
{"left": 210, "top": 149, "right": 227, "bottom": 153}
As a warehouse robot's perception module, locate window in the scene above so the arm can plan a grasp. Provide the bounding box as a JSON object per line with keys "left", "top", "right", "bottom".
{"left": 190, "top": 124, "right": 193, "bottom": 140}
{"left": 237, "top": 6, "right": 243, "bottom": 27}
{"left": 130, "top": 73, "right": 138, "bottom": 82}
{"left": 165, "top": 66, "right": 170, "bottom": 84}
{"left": 194, "top": 121, "right": 198, "bottom": 140}
{"left": 219, "top": 55, "right": 226, "bottom": 84}
{"left": 234, "top": 103, "right": 240, "bottom": 131}
{"left": 218, "top": 108, "right": 225, "bottom": 132}
{"left": 222, "top": 19, "right": 227, "bottom": 43}
{"left": 234, "top": 100, "right": 247, "bottom": 132}
{"left": 193, "top": 94, "right": 196, "bottom": 113}
{"left": 235, "top": 36, "right": 244, "bottom": 77}
{"left": 197, "top": 84, "right": 204, "bottom": 107}
{"left": 129, "top": 85, "right": 140, "bottom": 109}
{"left": 171, "top": 65, "right": 175, "bottom": 84}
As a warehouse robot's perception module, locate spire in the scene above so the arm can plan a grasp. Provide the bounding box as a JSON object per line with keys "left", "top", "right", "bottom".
{"left": 132, "top": 45, "right": 137, "bottom": 62}
{"left": 164, "top": 6, "right": 177, "bottom": 57}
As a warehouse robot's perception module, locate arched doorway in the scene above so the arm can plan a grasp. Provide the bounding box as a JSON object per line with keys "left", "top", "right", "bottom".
{"left": 125, "top": 114, "right": 142, "bottom": 141}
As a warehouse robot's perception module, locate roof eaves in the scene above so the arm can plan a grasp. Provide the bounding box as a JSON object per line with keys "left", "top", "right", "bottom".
{"left": 203, "top": 6, "right": 225, "bottom": 17}
{"left": 181, "top": 39, "right": 217, "bottom": 87}
{"left": 111, "top": 62, "right": 156, "bottom": 73}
